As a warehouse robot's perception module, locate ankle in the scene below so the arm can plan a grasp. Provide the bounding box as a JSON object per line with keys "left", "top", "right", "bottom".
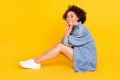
{"left": 34, "top": 59, "right": 40, "bottom": 64}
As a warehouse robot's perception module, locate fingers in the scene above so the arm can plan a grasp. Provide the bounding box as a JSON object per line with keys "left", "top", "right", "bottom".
{"left": 64, "top": 21, "right": 70, "bottom": 30}
{"left": 64, "top": 20, "right": 77, "bottom": 29}
{"left": 64, "top": 21, "right": 69, "bottom": 26}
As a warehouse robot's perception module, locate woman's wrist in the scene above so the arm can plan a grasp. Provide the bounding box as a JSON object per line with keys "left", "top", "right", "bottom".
{"left": 61, "top": 25, "right": 73, "bottom": 43}
{"left": 64, "top": 27, "right": 72, "bottom": 38}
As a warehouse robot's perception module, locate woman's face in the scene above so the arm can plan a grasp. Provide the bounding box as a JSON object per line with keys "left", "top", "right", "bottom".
{"left": 66, "top": 11, "right": 79, "bottom": 26}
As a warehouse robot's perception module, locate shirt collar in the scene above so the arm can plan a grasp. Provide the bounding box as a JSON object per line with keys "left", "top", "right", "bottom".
{"left": 76, "top": 21, "right": 82, "bottom": 27}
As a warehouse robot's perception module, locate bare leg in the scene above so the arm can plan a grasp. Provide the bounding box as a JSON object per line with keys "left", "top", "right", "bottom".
{"left": 34, "top": 43, "right": 73, "bottom": 64}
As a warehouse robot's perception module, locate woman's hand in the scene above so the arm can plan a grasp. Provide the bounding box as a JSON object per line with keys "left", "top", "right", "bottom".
{"left": 61, "top": 21, "right": 73, "bottom": 44}
{"left": 62, "top": 20, "right": 78, "bottom": 44}
{"left": 65, "top": 20, "right": 78, "bottom": 30}
{"left": 64, "top": 21, "right": 74, "bottom": 31}
{"left": 64, "top": 21, "right": 70, "bottom": 30}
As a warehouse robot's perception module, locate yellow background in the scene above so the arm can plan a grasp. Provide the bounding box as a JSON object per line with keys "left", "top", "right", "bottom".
{"left": 0, "top": 0, "right": 120, "bottom": 80}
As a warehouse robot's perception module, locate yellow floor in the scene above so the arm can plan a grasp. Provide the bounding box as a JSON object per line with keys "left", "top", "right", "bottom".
{"left": 0, "top": 0, "right": 120, "bottom": 80}
{"left": 0, "top": 42, "right": 120, "bottom": 80}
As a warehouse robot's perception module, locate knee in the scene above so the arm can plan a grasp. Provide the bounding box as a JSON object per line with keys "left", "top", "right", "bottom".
{"left": 56, "top": 43, "right": 64, "bottom": 49}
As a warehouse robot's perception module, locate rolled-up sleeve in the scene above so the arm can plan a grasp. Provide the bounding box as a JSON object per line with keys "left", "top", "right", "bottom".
{"left": 67, "top": 26, "right": 94, "bottom": 46}
{"left": 60, "top": 23, "right": 93, "bottom": 47}
{"left": 68, "top": 35, "right": 93, "bottom": 46}
{"left": 60, "top": 38, "right": 71, "bottom": 46}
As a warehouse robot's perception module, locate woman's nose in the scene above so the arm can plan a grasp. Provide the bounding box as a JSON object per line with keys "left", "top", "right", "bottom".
{"left": 67, "top": 18, "right": 72, "bottom": 21}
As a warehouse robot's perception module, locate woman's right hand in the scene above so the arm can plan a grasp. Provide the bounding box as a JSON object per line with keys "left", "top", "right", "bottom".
{"left": 65, "top": 20, "right": 76, "bottom": 30}
{"left": 64, "top": 21, "right": 70, "bottom": 30}
{"left": 62, "top": 21, "right": 73, "bottom": 44}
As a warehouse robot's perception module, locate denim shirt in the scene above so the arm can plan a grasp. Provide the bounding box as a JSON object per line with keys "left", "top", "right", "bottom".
{"left": 61, "top": 21, "right": 97, "bottom": 72}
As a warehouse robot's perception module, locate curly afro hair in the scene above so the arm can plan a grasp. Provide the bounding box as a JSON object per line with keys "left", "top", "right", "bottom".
{"left": 63, "top": 5, "right": 86, "bottom": 24}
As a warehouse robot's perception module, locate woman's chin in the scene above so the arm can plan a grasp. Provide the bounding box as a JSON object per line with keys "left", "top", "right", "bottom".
{"left": 68, "top": 23, "right": 73, "bottom": 26}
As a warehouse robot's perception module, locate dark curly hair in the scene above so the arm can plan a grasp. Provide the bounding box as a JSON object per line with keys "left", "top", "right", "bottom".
{"left": 63, "top": 5, "right": 86, "bottom": 24}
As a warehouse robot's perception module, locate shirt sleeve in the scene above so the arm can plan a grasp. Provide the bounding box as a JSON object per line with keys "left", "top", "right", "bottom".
{"left": 67, "top": 27, "right": 94, "bottom": 46}
{"left": 60, "top": 25, "right": 93, "bottom": 47}
{"left": 60, "top": 38, "right": 72, "bottom": 46}
{"left": 68, "top": 35, "right": 92, "bottom": 46}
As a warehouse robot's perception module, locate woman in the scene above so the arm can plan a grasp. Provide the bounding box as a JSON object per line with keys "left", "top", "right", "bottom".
{"left": 19, "top": 5, "right": 97, "bottom": 72}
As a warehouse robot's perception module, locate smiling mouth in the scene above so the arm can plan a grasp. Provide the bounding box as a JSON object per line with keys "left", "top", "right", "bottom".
{"left": 67, "top": 21, "right": 73, "bottom": 23}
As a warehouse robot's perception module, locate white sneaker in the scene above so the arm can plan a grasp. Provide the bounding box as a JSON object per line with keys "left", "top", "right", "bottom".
{"left": 19, "top": 59, "right": 40, "bottom": 69}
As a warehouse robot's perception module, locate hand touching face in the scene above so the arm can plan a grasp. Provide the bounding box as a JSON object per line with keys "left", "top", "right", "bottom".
{"left": 66, "top": 11, "right": 79, "bottom": 27}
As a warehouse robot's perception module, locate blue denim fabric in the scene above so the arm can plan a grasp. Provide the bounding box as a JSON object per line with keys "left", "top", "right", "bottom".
{"left": 60, "top": 21, "right": 97, "bottom": 72}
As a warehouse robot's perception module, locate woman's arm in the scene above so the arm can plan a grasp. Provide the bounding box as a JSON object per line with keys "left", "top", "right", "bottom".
{"left": 61, "top": 26, "right": 73, "bottom": 44}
